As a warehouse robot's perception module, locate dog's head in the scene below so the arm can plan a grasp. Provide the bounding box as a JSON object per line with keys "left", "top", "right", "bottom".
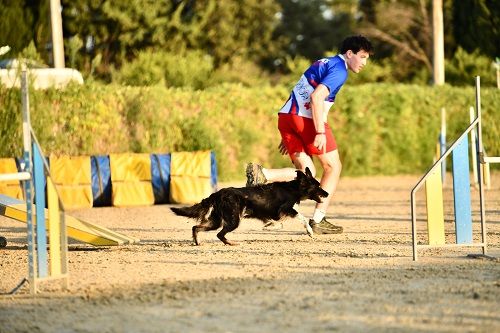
{"left": 296, "top": 167, "right": 329, "bottom": 203}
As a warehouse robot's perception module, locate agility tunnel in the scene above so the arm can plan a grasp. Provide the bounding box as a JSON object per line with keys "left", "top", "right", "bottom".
{"left": 410, "top": 77, "right": 497, "bottom": 260}
{"left": 1, "top": 151, "right": 217, "bottom": 209}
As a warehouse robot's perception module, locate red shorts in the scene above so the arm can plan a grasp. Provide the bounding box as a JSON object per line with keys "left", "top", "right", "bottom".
{"left": 278, "top": 113, "right": 337, "bottom": 157}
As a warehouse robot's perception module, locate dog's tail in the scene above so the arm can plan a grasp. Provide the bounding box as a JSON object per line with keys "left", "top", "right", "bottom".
{"left": 170, "top": 197, "right": 213, "bottom": 220}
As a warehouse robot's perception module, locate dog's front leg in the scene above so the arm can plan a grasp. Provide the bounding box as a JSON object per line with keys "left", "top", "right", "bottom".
{"left": 293, "top": 204, "right": 313, "bottom": 237}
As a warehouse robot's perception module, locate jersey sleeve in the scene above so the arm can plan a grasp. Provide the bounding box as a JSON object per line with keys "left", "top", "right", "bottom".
{"left": 319, "top": 61, "right": 347, "bottom": 94}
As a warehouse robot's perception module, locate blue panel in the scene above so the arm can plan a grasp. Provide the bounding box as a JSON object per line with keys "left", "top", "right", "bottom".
{"left": 452, "top": 138, "right": 473, "bottom": 244}
{"left": 211, "top": 151, "right": 218, "bottom": 189}
{"left": 32, "top": 144, "right": 48, "bottom": 278}
{"left": 91, "top": 155, "right": 112, "bottom": 207}
{"left": 151, "top": 154, "right": 171, "bottom": 204}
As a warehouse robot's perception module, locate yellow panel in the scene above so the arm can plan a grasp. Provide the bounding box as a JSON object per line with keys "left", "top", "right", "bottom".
{"left": 57, "top": 185, "right": 93, "bottom": 209}
{"left": 0, "top": 158, "right": 18, "bottom": 174}
{"left": 171, "top": 151, "right": 211, "bottom": 177}
{"left": 425, "top": 167, "right": 445, "bottom": 245}
{"left": 0, "top": 184, "right": 24, "bottom": 200}
{"left": 0, "top": 200, "right": 139, "bottom": 246}
{"left": 4, "top": 204, "right": 29, "bottom": 222}
{"left": 110, "top": 153, "right": 152, "bottom": 181}
{"left": 112, "top": 181, "right": 154, "bottom": 207}
{"left": 0, "top": 158, "right": 23, "bottom": 199}
{"left": 50, "top": 155, "right": 91, "bottom": 185}
{"left": 170, "top": 175, "right": 213, "bottom": 204}
{"left": 47, "top": 178, "right": 62, "bottom": 276}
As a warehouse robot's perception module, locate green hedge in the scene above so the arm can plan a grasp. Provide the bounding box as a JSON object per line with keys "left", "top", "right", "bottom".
{"left": 0, "top": 82, "right": 498, "bottom": 180}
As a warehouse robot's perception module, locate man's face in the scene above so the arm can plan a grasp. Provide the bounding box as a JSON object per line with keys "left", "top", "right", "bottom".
{"left": 346, "top": 50, "right": 370, "bottom": 73}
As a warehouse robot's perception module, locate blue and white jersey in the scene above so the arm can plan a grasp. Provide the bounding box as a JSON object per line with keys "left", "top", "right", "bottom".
{"left": 279, "top": 55, "right": 348, "bottom": 122}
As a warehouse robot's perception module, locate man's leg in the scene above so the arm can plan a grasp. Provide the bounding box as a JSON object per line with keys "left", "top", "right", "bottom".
{"left": 309, "top": 149, "right": 343, "bottom": 234}
{"left": 246, "top": 152, "right": 316, "bottom": 185}
{"left": 315, "top": 149, "right": 342, "bottom": 211}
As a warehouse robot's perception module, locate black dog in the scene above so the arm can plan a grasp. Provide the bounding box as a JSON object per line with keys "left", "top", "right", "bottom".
{"left": 170, "top": 167, "right": 328, "bottom": 245}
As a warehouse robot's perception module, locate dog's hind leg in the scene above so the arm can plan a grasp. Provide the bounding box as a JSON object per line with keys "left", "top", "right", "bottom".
{"left": 192, "top": 225, "right": 213, "bottom": 245}
{"left": 192, "top": 211, "right": 223, "bottom": 245}
{"left": 216, "top": 227, "right": 239, "bottom": 246}
{"left": 216, "top": 210, "right": 241, "bottom": 246}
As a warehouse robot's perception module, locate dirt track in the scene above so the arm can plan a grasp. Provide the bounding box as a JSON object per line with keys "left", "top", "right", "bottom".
{"left": 1, "top": 175, "right": 499, "bottom": 332}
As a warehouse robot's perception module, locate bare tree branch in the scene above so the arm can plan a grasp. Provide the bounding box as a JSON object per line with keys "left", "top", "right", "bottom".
{"left": 360, "top": 26, "right": 432, "bottom": 71}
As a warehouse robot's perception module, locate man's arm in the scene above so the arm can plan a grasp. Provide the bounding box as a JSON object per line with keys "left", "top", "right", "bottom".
{"left": 310, "top": 84, "right": 330, "bottom": 152}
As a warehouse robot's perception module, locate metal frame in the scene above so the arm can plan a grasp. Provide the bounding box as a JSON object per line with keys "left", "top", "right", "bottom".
{"left": 0, "top": 69, "right": 68, "bottom": 294}
{"left": 411, "top": 76, "right": 488, "bottom": 261}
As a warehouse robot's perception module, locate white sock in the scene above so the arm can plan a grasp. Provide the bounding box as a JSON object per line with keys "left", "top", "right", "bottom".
{"left": 312, "top": 209, "right": 325, "bottom": 223}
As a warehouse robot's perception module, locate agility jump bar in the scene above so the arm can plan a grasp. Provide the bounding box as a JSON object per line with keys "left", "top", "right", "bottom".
{"left": 411, "top": 76, "right": 487, "bottom": 261}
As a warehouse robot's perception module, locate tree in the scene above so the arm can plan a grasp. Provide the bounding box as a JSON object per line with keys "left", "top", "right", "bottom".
{"left": 61, "top": 0, "right": 172, "bottom": 77}
{"left": 452, "top": 0, "right": 499, "bottom": 58}
{"left": 0, "top": 0, "right": 51, "bottom": 63}
{"left": 61, "top": 0, "right": 283, "bottom": 78}
{"left": 357, "top": 0, "right": 434, "bottom": 82}
{"left": 273, "top": 0, "right": 355, "bottom": 63}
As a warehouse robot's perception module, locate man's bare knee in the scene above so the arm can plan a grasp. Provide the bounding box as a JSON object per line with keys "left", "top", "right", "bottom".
{"left": 292, "top": 153, "right": 316, "bottom": 177}
{"left": 322, "top": 159, "right": 341, "bottom": 174}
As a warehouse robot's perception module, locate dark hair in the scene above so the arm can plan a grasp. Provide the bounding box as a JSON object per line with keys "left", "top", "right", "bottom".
{"left": 339, "top": 35, "right": 373, "bottom": 55}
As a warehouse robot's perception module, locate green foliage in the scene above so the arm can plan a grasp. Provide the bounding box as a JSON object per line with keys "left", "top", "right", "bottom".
{"left": 61, "top": 0, "right": 282, "bottom": 78}
{"left": 112, "top": 49, "right": 214, "bottom": 89}
{"left": 345, "top": 58, "right": 395, "bottom": 85}
{"left": 445, "top": 47, "right": 497, "bottom": 87}
{"left": 274, "top": 0, "right": 354, "bottom": 61}
{"left": 112, "top": 51, "right": 166, "bottom": 86}
{"left": 0, "top": 86, "right": 22, "bottom": 157}
{"left": 279, "top": 55, "right": 313, "bottom": 87}
{"left": 2, "top": 0, "right": 498, "bottom": 88}
{"left": 0, "top": 82, "right": 498, "bottom": 180}
{"left": 66, "top": 36, "right": 84, "bottom": 69}
{"left": 17, "top": 41, "right": 46, "bottom": 67}
{"left": 210, "top": 56, "right": 271, "bottom": 87}
{"left": 0, "top": 1, "right": 35, "bottom": 56}
{"left": 452, "top": 0, "right": 499, "bottom": 58}
{"left": 162, "top": 50, "right": 214, "bottom": 89}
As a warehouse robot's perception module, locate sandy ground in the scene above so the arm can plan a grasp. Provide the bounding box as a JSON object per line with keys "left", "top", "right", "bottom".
{"left": 0, "top": 174, "right": 499, "bottom": 333}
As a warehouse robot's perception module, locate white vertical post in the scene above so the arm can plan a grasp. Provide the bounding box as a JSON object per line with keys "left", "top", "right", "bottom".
{"left": 475, "top": 76, "right": 487, "bottom": 255}
{"left": 440, "top": 107, "right": 446, "bottom": 184}
{"left": 50, "top": 0, "right": 65, "bottom": 68}
{"left": 432, "top": 0, "right": 445, "bottom": 85}
{"left": 469, "top": 106, "right": 478, "bottom": 187}
{"left": 21, "top": 68, "right": 36, "bottom": 294}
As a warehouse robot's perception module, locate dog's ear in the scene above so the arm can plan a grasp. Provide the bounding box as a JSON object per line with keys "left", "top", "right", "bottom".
{"left": 305, "top": 167, "right": 313, "bottom": 178}
{"left": 295, "top": 169, "right": 305, "bottom": 178}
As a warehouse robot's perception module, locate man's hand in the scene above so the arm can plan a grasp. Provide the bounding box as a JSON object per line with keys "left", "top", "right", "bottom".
{"left": 278, "top": 141, "right": 288, "bottom": 155}
{"left": 314, "top": 133, "right": 326, "bottom": 153}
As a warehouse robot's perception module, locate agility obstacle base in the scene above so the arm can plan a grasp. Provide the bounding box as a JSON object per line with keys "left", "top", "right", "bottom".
{"left": 411, "top": 76, "right": 498, "bottom": 261}
{"left": 0, "top": 69, "right": 69, "bottom": 294}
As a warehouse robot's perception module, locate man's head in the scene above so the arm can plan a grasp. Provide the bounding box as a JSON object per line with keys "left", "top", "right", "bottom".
{"left": 339, "top": 35, "right": 373, "bottom": 74}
